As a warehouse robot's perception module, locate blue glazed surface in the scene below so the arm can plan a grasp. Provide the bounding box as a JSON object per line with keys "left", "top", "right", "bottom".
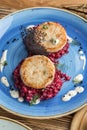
{"left": 0, "top": 7, "right": 87, "bottom": 118}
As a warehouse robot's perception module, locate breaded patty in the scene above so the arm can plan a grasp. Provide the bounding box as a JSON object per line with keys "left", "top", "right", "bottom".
{"left": 20, "top": 55, "right": 55, "bottom": 89}
{"left": 35, "top": 21, "right": 67, "bottom": 52}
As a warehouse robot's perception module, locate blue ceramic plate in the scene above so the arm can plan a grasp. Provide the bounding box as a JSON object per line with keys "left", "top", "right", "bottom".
{"left": 0, "top": 7, "right": 87, "bottom": 119}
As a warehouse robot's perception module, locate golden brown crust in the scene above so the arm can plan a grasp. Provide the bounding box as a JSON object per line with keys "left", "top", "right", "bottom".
{"left": 36, "top": 22, "right": 67, "bottom": 52}
{"left": 20, "top": 55, "right": 55, "bottom": 89}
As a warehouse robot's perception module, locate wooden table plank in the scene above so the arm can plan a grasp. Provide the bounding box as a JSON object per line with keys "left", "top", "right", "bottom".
{"left": 0, "top": 107, "right": 73, "bottom": 130}
{"left": 0, "top": 4, "right": 86, "bottom": 19}
{"left": 0, "top": 4, "right": 87, "bottom": 130}
{"left": 0, "top": 0, "right": 87, "bottom": 9}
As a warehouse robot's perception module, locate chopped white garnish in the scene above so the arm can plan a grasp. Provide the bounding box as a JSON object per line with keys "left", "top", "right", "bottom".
{"left": 73, "top": 74, "right": 83, "bottom": 84}
{"left": 1, "top": 76, "right": 9, "bottom": 87}
{"left": 55, "top": 39, "right": 59, "bottom": 45}
{"left": 67, "top": 90, "right": 77, "bottom": 97}
{"left": 79, "top": 55, "right": 86, "bottom": 70}
{"left": 62, "top": 90, "right": 77, "bottom": 102}
{"left": 0, "top": 50, "right": 8, "bottom": 72}
{"left": 67, "top": 35, "right": 73, "bottom": 43}
{"left": 10, "top": 90, "right": 19, "bottom": 98}
{"left": 79, "top": 50, "right": 84, "bottom": 55}
{"left": 26, "top": 25, "right": 35, "bottom": 29}
{"left": 18, "top": 97, "right": 24, "bottom": 102}
{"left": 51, "top": 38, "right": 59, "bottom": 45}
{"left": 62, "top": 87, "right": 84, "bottom": 102}
{"left": 32, "top": 99, "right": 40, "bottom": 105}
{"left": 80, "top": 55, "right": 85, "bottom": 60}
{"left": 62, "top": 94, "right": 71, "bottom": 101}
{"left": 75, "top": 86, "right": 84, "bottom": 93}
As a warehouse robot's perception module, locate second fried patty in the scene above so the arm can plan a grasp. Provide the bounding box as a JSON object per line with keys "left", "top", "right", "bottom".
{"left": 24, "top": 21, "right": 67, "bottom": 54}
{"left": 20, "top": 55, "right": 55, "bottom": 89}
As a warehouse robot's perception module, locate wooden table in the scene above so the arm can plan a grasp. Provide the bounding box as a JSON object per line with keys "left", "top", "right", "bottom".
{"left": 0, "top": 4, "right": 87, "bottom": 130}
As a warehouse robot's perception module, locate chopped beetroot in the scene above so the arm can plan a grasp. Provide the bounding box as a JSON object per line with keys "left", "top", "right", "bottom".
{"left": 13, "top": 65, "right": 70, "bottom": 103}
{"left": 13, "top": 41, "right": 70, "bottom": 104}
{"left": 48, "top": 43, "right": 69, "bottom": 63}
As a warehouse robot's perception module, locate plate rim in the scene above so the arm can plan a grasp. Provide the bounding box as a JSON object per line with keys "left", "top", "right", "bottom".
{"left": 0, "top": 6, "right": 87, "bottom": 23}
{"left": 0, "top": 116, "right": 32, "bottom": 130}
{"left": 0, "top": 7, "right": 87, "bottom": 119}
{"left": 1, "top": 103, "right": 87, "bottom": 119}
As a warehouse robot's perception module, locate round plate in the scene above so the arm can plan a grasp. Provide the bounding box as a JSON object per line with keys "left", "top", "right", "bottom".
{"left": 0, "top": 7, "right": 87, "bottom": 119}
{"left": 0, "top": 116, "right": 32, "bottom": 130}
